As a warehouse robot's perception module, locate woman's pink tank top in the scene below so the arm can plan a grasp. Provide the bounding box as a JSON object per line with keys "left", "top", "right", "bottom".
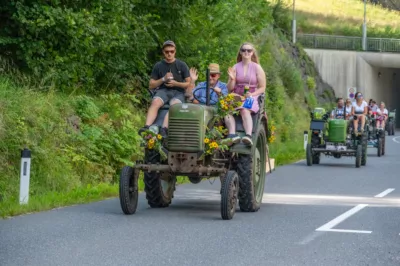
{"left": 233, "top": 61, "right": 258, "bottom": 95}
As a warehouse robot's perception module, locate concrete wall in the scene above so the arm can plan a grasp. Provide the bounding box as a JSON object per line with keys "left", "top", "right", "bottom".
{"left": 305, "top": 48, "right": 400, "bottom": 113}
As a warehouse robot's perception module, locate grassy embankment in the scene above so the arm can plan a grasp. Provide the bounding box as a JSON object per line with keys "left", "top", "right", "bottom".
{"left": 296, "top": 0, "right": 400, "bottom": 38}
{"left": 0, "top": 0, "right": 333, "bottom": 218}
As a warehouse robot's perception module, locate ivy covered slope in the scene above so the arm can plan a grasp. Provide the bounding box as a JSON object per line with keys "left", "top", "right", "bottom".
{"left": 0, "top": 0, "right": 335, "bottom": 216}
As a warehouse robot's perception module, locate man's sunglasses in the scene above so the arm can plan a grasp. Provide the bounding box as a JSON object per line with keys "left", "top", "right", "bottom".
{"left": 164, "top": 50, "right": 175, "bottom": 54}
{"left": 210, "top": 73, "right": 218, "bottom": 78}
{"left": 240, "top": 48, "right": 253, "bottom": 53}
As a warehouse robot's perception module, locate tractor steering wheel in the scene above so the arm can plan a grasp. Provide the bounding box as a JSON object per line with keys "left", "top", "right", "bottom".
{"left": 192, "top": 86, "right": 218, "bottom": 105}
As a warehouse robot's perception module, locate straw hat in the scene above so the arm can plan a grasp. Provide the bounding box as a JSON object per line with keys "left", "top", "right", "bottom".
{"left": 208, "top": 63, "right": 221, "bottom": 74}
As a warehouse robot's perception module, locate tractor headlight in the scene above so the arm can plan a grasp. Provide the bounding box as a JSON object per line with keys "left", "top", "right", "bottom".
{"left": 149, "top": 125, "right": 159, "bottom": 134}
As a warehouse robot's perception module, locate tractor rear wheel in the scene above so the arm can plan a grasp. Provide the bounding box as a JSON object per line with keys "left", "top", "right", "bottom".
{"left": 236, "top": 125, "right": 267, "bottom": 212}
{"left": 144, "top": 150, "right": 176, "bottom": 208}
{"left": 306, "top": 143, "right": 313, "bottom": 166}
{"left": 361, "top": 134, "right": 367, "bottom": 166}
{"left": 355, "top": 145, "right": 362, "bottom": 168}
{"left": 377, "top": 138, "right": 382, "bottom": 157}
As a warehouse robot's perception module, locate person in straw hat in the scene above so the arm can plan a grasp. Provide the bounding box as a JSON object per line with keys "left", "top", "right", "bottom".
{"left": 188, "top": 63, "right": 228, "bottom": 105}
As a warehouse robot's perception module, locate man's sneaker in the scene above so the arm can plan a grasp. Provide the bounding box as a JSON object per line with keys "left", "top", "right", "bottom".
{"left": 138, "top": 125, "right": 149, "bottom": 136}
{"left": 222, "top": 134, "right": 240, "bottom": 146}
{"left": 241, "top": 134, "right": 253, "bottom": 146}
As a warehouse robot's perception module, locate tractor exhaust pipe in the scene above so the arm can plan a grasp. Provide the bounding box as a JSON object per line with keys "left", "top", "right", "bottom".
{"left": 206, "top": 68, "right": 210, "bottom": 106}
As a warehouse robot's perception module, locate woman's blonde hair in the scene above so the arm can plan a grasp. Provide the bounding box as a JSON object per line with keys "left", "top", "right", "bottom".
{"left": 236, "top": 42, "right": 259, "bottom": 64}
{"left": 380, "top": 101, "right": 386, "bottom": 108}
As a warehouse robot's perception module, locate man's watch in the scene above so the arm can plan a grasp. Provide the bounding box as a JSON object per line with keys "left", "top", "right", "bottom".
{"left": 162, "top": 77, "right": 165, "bottom": 82}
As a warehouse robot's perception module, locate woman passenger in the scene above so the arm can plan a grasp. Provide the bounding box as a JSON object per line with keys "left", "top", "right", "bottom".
{"left": 224, "top": 42, "right": 267, "bottom": 146}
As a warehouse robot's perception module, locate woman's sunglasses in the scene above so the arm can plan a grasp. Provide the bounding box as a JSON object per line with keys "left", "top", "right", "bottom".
{"left": 240, "top": 48, "right": 253, "bottom": 53}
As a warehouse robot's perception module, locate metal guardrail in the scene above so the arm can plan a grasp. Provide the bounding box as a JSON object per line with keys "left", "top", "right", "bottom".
{"left": 298, "top": 34, "right": 400, "bottom": 53}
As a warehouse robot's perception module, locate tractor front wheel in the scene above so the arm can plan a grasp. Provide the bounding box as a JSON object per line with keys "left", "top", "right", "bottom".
{"left": 221, "top": 170, "right": 239, "bottom": 220}
{"left": 119, "top": 166, "right": 139, "bottom": 215}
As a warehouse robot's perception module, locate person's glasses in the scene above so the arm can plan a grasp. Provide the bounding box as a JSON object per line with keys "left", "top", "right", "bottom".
{"left": 240, "top": 48, "right": 253, "bottom": 53}
{"left": 210, "top": 74, "right": 218, "bottom": 78}
{"left": 164, "top": 50, "right": 175, "bottom": 54}
{"left": 357, "top": 95, "right": 363, "bottom": 98}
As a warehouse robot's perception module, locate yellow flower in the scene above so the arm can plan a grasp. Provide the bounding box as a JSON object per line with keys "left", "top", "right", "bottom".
{"left": 148, "top": 142, "right": 155, "bottom": 149}
{"left": 149, "top": 138, "right": 155, "bottom": 144}
{"left": 204, "top": 138, "right": 210, "bottom": 144}
{"left": 157, "top": 134, "right": 162, "bottom": 140}
{"left": 219, "top": 100, "right": 224, "bottom": 105}
{"left": 211, "top": 141, "right": 218, "bottom": 149}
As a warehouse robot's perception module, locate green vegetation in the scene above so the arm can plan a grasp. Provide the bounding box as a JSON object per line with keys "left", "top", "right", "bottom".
{"left": 0, "top": 0, "right": 334, "bottom": 218}
{"left": 296, "top": 0, "right": 400, "bottom": 38}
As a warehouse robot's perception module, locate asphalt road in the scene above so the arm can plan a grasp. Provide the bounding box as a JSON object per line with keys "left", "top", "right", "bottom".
{"left": 1, "top": 133, "right": 400, "bottom": 266}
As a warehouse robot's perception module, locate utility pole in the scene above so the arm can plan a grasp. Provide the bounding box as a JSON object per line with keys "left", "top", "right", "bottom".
{"left": 292, "top": 0, "right": 296, "bottom": 44}
{"left": 362, "top": 0, "right": 367, "bottom": 50}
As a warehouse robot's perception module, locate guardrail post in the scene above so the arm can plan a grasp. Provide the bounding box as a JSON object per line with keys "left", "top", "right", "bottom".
{"left": 362, "top": 24, "right": 367, "bottom": 51}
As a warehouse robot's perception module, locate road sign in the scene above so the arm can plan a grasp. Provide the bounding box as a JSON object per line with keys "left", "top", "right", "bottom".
{"left": 347, "top": 87, "right": 356, "bottom": 99}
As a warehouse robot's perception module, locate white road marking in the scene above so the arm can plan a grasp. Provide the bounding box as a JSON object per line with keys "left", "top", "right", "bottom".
{"left": 374, "top": 188, "right": 395, "bottom": 198}
{"left": 393, "top": 136, "right": 400, "bottom": 144}
{"left": 315, "top": 204, "right": 370, "bottom": 233}
{"left": 324, "top": 228, "right": 372, "bottom": 234}
{"left": 314, "top": 188, "right": 395, "bottom": 234}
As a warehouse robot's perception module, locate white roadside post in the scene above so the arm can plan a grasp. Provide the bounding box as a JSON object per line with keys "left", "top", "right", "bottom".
{"left": 292, "top": 0, "right": 297, "bottom": 44}
{"left": 304, "top": 131, "right": 308, "bottom": 150}
{"left": 19, "top": 148, "right": 31, "bottom": 205}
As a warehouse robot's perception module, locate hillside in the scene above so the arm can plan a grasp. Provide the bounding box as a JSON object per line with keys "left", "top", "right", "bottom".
{"left": 0, "top": 0, "right": 335, "bottom": 217}
{"left": 296, "top": 0, "right": 400, "bottom": 38}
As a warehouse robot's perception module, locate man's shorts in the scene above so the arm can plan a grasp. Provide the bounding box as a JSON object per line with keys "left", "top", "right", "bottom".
{"left": 153, "top": 88, "right": 185, "bottom": 105}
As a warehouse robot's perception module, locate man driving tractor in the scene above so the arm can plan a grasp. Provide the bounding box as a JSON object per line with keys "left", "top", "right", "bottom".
{"left": 331, "top": 97, "right": 349, "bottom": 119}
{"left": 139, "top": 40, "right": 191, "bottom": 137}
{"left": 187, "top": 63, "right": 228, "bottom": 105}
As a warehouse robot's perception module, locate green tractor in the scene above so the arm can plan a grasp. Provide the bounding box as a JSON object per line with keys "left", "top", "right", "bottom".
{"left": 386, "top": 109, "right": 396, "bottom": 136}
{"left": 366, "top": 112, "right": 385, "bottom": 157}
{"left": 119, "top": 69, "right": 271, "bottom": 220}
{"left": 306, "top": 107, "right": 367, "bottom": 168}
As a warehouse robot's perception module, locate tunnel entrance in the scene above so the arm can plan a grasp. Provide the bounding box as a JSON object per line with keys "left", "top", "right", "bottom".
{"left": 304, "top": 49, "right": 400, "bottom": 128}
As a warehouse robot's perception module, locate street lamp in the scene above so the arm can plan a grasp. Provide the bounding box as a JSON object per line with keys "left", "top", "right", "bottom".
{"left": 292, "top": 0, "right": 296, "bottom": 44}
{"left": 362, "top": 0, "right": 367, "bottom": 50}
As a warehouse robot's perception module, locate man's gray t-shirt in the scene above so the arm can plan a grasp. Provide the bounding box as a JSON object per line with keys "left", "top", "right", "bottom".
{"left": 150, "top": 59, "right": 190, "bottom": 92}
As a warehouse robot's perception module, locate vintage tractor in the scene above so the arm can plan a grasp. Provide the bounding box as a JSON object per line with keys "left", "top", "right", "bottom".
{"left": 366, "top": 112, "right": 385, "bottom": 156}
{"left": 119, "top": 69, "right": 271, "bottom": 220}
{"left": 306, "top": 107, "right": 368, "bottom": 168}
{"left": 386, "top": 109, "right": 396, "bottom": 136}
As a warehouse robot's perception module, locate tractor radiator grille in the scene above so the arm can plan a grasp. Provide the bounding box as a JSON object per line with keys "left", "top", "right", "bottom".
{"left": 168, "top": 118, "right": 201, "bottom": 151}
